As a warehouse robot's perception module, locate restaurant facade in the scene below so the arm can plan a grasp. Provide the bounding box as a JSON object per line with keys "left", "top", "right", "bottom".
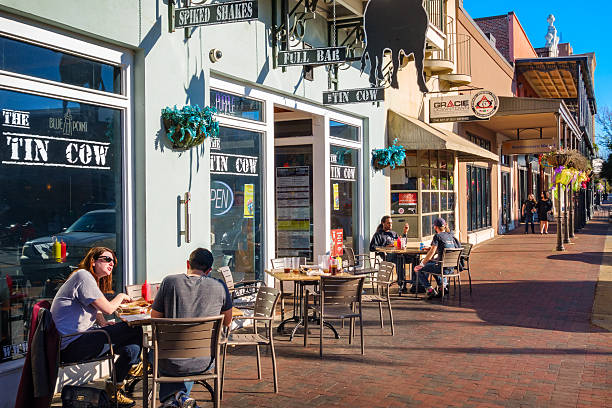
{"left": 0, "top": 0, "right": 393, "bottom": 402}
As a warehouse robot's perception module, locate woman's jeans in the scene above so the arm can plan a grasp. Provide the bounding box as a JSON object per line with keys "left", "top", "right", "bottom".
{"left": 525, "top": 212, "right": 535, "bottom": 233}
{"left": 61, "top": 322, "right": 142, "bottom": 383}
{"left": 417, "top": 261, "right": 453, "bottom": 288}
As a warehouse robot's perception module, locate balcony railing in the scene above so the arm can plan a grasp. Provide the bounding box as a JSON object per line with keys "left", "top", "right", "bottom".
{"left": 451, "top": 33, "right": 471, "bottom": 76}
{"left": 424, "top": 0, "right": 446, "bottom": 33}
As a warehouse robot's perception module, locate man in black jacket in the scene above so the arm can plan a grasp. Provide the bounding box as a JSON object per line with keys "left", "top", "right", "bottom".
{"left": 369, "top": 216, "right": 410, "bottom": 293}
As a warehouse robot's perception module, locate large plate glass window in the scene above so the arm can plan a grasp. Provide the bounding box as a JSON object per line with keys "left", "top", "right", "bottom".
{"left": 0, "top": 89, "right": 122, "bottom": 362}
{"left": 210, "top": 126, "right": 263, "bottom": 282}
{"left": 0, "top": 36, "right": 121, "bottom": 94}
{"left": 330, "top": 145, "right": 359, "bottom": 253}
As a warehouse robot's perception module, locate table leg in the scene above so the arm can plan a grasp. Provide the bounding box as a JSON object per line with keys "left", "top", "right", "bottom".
{"left": 142, "top": 339, "right": 148, "bottom": 408}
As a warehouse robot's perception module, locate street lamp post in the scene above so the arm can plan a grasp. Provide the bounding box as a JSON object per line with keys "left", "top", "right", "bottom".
{"left": 563, "top": 186, "right": 571, "bottom": 244}
{"left": 556, "top": 183, "right": 565, "bottom": 251}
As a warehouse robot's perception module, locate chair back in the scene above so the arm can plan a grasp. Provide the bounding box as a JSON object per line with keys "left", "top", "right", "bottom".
{"left": 441, "top": 248, "right": 463, "bottom": 270}
{"left": 341, "top": 246, "right": 356, "bottom": 270}
{"left": 218, "top": 266, "right": 235, "bottom": 292}
{"left": 125, "top": 284, "right": 142, "bottom": 299}
{"left": 319, "top": 276, "right": 364, "bottom": 307}
{"left": 377, "top": 261, "right": 395, "bottom": 285}
{"left": 460, "top": 242, "right": 473, "bottom": 258}
{"left": 270, "top": 258, "right": 285, "bottom": 269}
{"left": 253, "top": 286, "right": 281, "bottom": 318}
{"left": 150, "top": 315, "right": 224, "bottom": 360}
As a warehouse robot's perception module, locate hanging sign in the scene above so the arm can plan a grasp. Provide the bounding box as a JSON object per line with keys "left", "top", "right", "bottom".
{"left": 323, "top": 87, "right": 384, "bottom": 105}
{"left": 277, "top": 47, "right": 347, "bottom": 67}
{"left": 429, "top": 90, "right": 499, "bottom": 123}
{"left": 501, "top": 138, "right": 558, "bottom": 155}
{"left": 174, "top": 0, "right": 258, "bottom": 29}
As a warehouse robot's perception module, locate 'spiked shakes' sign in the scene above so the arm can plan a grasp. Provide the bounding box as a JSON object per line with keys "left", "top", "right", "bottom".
{"left": 429, "top": 90, "right": 499, "bottom": 123}
{"left": 323, "top": 87, "right": 384, "bottom": 105}
{"left": 277, "top": 47, "right": 347, "bottom": 67}
{"left": 175, "top": 0, "right": 258, "bottom": 28}
{"left": 501, "top": 138, "right": 558, "bottom": 155}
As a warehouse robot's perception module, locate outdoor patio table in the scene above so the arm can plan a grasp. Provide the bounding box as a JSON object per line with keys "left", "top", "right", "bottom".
{"left": 375, "top": 247, "right": 428, "bottom": 297}
{"left": 116, "top": 306, "right": 243, "bottom": 407}
{"left": 265, "top": 269, "right": 350, "bottom": 341}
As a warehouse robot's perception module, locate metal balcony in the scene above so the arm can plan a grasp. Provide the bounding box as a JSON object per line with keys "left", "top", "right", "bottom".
{"left": 439, "top": 33, "right": 472, "bottom": 86}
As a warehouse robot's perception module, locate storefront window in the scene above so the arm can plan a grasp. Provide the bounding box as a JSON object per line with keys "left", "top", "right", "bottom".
{"left": 0, "top": 36, "right": 121, "bottom": 94}
{"left": 329, "top": 120, "right": 359, "bottom": 142}
{"left": 210, "top": 89, "right": 264, "bottom": 122}
{"left": 330, "top": 145, "right": 359, "bottom": 253}
{"left": 467, "top": 165, "right": 492, "bottom": 231}
{"left": 391, "top": 150, "right": 455, "bottom": 239}
{"left": 0, "top": 89, "right": 123, "bottom": 362}
{"left": 210, "top": 126, "right": 263, "bottom": 282}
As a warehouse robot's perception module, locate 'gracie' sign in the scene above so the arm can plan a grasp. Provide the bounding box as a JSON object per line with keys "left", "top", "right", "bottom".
{"left": 174, "top": 0, "right": 258, "bottom": 28}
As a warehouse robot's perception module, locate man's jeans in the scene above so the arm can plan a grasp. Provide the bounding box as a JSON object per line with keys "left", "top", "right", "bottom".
{"left": 524, "top": 212, "right": 535, "bottom": 233}
{"left": 386, "top": 253, "right": 406, "bottom": 287}
{"left": 417, "top": 261, "right": 454, "bottom": 288}
{"left": 149, "top": 354, "right": 214, "bottom": 402}
{"left": 61, "top": 322, "right": 142, "bottom": 383}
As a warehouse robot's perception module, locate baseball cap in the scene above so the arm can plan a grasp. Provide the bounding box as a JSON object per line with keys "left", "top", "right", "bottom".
{"left": 189, "top": 248, "right": 214, "bottom": 271}
{"left": 433, "top": 217, "right": 446, "bottom": 228}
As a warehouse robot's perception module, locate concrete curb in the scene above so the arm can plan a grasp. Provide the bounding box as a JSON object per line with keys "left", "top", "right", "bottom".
{"left": 591, "top": 209, "right": 612, "bottom": 332}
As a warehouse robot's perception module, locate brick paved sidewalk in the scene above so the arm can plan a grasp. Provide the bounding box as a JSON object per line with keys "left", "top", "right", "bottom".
{"left": 54, "top": 216, "right": 612, "bottom": 407}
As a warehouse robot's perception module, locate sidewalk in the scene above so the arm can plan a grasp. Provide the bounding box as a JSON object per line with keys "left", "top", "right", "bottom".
{"left": 54, "top": 215, "right": 612, "bottom": 407}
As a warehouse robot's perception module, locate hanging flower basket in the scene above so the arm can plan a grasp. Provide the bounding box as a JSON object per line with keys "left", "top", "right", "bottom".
{"left": 161, "top": 105, "right": 219, "bottom": 150}
{"left": 371, "top": 138, "right": 406, "bottom": 171}
{"left": 542, "top": 149, "right": 570, "bottom": 168}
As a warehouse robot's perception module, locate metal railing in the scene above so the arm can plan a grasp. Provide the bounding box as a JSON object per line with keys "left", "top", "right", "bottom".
{"left": 449, "top": 33, "right": 471, "bottom": 76}
{"left": 424, "top": 0, "right": 446, "bottom": 33}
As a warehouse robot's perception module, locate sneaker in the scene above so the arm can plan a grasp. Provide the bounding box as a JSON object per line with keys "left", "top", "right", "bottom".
{"left": 162, "top": 400, "right": 180, "bottom": 408}
{"left": 175, "top": 391, "right": 196, "bottom": 408}
{"left": 126, "top": 361, "right": 143, "bottom": 378}
{"left": 105, "top": 381, "right": 136, "bottom": 408}
{"left": 426, "top": 287, "right": 437, "bottom": 299}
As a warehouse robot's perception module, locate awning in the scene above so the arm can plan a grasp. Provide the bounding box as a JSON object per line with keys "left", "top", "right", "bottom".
{"left": 387, "top": 110, "right": 499, "bottom": 163}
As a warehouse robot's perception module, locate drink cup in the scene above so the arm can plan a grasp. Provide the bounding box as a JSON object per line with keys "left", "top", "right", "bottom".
{"left": 291, "top": 257, "right": 300, "bottom": 274}
{"left": 330, "top": 258, "right": 338, "bottom": 275}
{"left": 283, "top": 257, "right": 291, "bottom": 273}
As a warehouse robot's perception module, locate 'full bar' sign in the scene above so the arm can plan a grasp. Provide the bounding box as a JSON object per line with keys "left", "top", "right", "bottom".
{"left": 174, "top": 0, "right": 258, "bottom": 28}
{"left": 323, "top": 87, "right": 385, "bottom": 105}
{"left": 277, "top": 47, "right": 347, "bottom": 67}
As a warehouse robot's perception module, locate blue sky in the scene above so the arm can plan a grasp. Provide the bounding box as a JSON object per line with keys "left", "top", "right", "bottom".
{"left": 463, "top": 0, "right": 611, "bottom": 153}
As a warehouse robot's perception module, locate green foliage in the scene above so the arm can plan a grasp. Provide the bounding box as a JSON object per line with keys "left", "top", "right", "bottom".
{"left": 596, "top": 106, "right": 612, "bottom": 152}
{"left": 161, "top": 105, "right": 219, "bottom": 149}
{"left": 600, "top": 153, "right": 612, "bottom": 183}
{"left": 371, "top": 138, "right": 406, "bottom": 171}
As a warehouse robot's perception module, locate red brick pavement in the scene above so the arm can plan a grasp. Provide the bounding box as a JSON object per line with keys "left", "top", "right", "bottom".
{"left": 201, "top": 217, "right": 610, "bottom": 408}
{"left": 63, "top": 217, "right": 609, "bottom": 407}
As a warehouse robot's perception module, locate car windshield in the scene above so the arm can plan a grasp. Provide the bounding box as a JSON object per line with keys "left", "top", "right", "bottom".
{"left": 65, "top": 212, "right": 115, "bottom": 233}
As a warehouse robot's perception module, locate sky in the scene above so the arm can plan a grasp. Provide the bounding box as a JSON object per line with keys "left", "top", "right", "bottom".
{"left": 463, "top": 0, "right": 611, "bottom": 154}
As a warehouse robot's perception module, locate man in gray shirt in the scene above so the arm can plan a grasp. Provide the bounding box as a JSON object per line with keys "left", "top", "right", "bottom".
{"left": 151, "top": 248, "right": 232, "bottom": 407}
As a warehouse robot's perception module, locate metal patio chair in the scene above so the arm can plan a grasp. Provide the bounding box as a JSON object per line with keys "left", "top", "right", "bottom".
{"left": 362, "top": 261, "right": 395, "bottom": 335}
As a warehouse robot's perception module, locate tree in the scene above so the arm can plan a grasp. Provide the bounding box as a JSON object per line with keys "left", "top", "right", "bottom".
{"left": 600, "top": 153, "right": 612, "bottom": 184}
{"left": 596, "top": 106, "right": 612, "bottom": 152}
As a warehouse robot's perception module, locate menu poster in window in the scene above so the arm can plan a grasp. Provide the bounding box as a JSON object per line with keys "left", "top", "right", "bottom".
{"left": 275, "top": 166, "right": 310, "bottom": 257}
{"left": 330, "top": 229, "right": 343, "bottom": 257}
{"left": 244, "top": 184, "right": 254, "bottom": 218}
{"left": 333, "top": 183, "right": 340, "bottom": 210}
{"left": 399, "top": 192, "right": 417, "bottom": 206}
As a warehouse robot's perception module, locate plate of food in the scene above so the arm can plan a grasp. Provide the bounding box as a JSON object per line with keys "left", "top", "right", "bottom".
{"left": 117, "top": 300, "right": 152, "bottom": 315}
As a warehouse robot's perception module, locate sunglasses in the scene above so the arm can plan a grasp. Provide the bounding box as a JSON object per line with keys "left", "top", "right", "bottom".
{"left": 96, "top": 256, "right": 115, "bottom": 264}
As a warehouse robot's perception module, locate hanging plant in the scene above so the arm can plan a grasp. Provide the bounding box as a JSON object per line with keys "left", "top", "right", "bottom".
{"left": 371, "top": 138, "right": 406, "bottom": 171}
{"left": 161, "top": 105, "right": 219, "bottom": 149}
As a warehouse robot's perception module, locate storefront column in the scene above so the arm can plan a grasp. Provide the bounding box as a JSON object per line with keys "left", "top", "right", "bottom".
{"left": 312, "top": 116, "right": 331, "bottom": 257}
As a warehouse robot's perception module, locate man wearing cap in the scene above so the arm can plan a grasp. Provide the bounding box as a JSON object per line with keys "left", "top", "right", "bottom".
{"left": 150, "top": 248, "right": 233, "bottom": 408}
{"left": 413, "top": 217, "right": 461, "bottom": 299}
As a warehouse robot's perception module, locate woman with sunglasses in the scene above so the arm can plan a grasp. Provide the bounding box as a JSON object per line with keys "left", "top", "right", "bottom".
{"left": 50, "top": 246, "right": 141, "bottom": 407}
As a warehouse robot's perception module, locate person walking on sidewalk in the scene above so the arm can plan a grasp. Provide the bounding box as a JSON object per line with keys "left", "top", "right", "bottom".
{"left": 522, "top": 194, "right": 537, "bottom": 234}
{"left": 536, "top": 191, "right": 553, "bottom": 234}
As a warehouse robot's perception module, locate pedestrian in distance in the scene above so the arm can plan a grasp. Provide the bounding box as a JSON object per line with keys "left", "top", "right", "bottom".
{"left": 536, "top": 191, "right": 553, "bottom": 234}
{"left": 522, "top": 194, "right": 537, "bottom": 234}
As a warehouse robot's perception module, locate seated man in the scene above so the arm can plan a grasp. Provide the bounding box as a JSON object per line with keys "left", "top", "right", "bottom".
{"left": 151, "top": 248, "right": 233, "bottom": 408}
{"left": 413, "top": 217, "right": 461, "bottom": 299}
{"left": 369, "top": 215, "right": 411, "bottom": 294}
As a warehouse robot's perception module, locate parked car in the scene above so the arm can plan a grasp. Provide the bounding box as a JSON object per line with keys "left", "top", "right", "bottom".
{"left": 20, "top": 209, "right": 116, "bottom": 287}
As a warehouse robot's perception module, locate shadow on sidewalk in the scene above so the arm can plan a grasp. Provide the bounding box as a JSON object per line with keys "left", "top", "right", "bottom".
{"left": 446, "top": 280, "right": 607, "bottom": 334}
{"left": 547, "top": 251, "right": 605, "bottom": 264}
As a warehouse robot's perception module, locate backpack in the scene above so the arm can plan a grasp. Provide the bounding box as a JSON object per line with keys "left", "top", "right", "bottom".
{"left": 61, "top": 385, "right": 110, "bottom": 408}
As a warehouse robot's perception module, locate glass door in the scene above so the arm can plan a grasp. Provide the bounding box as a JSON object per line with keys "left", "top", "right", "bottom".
{"left": 210, "top": 126, "right": 263, "bottom": 282}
